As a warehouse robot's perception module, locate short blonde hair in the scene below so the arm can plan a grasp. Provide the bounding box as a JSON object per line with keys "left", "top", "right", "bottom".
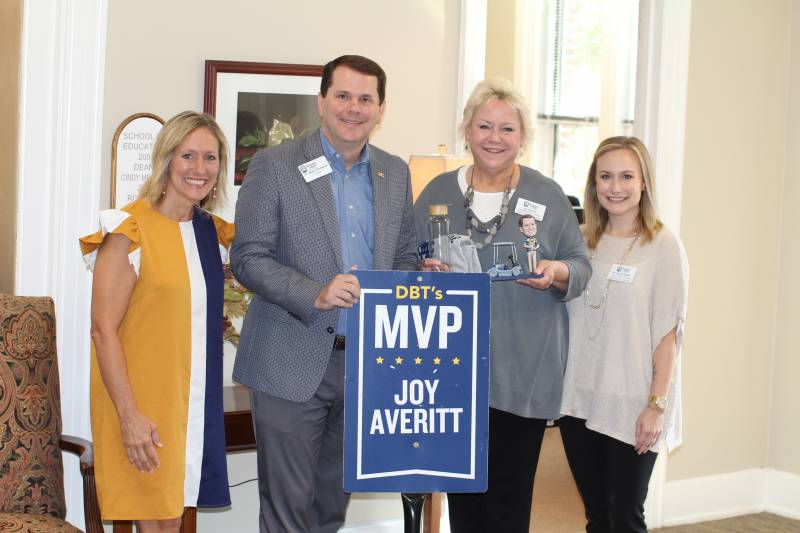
{"left": 583, "top": 136, "right": 662, "bottom": 249}
{"left": 459, "top": 78, "right": 534, "bottom": 153}
{"left": 138, "top": 111, "right": 229, "bottom": 211}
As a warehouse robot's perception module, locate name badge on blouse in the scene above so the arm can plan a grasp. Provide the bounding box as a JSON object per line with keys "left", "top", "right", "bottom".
{"left": 514, "top": 198, "right": 546, "bottom": 221}
{"left": 607, "top": 264, "right": 637, "bottom": 283}
{"left": 298, "top": 156, "right": 332, "bottom": 182}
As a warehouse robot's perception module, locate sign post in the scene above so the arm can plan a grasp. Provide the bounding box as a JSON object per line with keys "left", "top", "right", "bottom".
{"left": 344, "top": 270, "right": 490, "bottom": 530}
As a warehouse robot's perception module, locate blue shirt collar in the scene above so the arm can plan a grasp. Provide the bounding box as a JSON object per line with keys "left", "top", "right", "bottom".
{"left": 319, "top": 129, "right": 370, "bottom": 171}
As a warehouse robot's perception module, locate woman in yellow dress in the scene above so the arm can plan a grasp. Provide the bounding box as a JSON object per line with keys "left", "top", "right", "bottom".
{"left": 80, "top": 111, "right": 234, "bottom": 531}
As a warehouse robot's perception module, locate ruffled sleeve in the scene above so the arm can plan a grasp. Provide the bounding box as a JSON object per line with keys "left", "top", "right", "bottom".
{"left": 79, "top": 209, "right": 142, "bottom": 275}
{"left": 212, "top": 215, "right": 235, "bottom": 264}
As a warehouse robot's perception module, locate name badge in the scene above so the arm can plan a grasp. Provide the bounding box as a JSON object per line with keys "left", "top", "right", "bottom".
{"left": 514, "top": 198, "right": 546, "bottom": 221}
{"left": 607, "top": 264, "right": 637, "bottom": 283}
{"left": 298, "top": 156, "right": 332, "bottom": 182}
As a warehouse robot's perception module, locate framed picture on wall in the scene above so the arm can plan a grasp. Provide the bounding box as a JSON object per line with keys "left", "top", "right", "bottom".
{"left": 203, "top": 60, "right": 323, "bottom": 221}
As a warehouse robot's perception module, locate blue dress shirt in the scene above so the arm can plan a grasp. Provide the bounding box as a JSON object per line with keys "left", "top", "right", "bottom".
{"left": 320, "top": 131, "right": 375, "bottom": 335}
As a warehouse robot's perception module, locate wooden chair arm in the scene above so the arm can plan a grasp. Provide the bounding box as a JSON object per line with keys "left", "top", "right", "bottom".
{"left": 60, "top": 434, "right": 103, "bottom": 533}
{"left": 60, "top": 435, "right": 94, "bottom": 470}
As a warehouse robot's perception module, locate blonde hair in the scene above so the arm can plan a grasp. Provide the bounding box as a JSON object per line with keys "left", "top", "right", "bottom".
{"left": 138, "top": 111, "right": 229, "bottom": 211}
{"left": 459, "top": 78, "right": 534, "bottom": 154}
{"left": 583, "top": 136, "right": 663, "bottom": 249}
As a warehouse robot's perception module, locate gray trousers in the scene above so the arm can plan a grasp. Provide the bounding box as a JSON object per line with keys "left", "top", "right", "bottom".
{"left": 250, "top": 348, "right": 349, "bottom": 533}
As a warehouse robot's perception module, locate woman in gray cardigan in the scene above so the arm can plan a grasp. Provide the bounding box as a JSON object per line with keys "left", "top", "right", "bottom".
{"left": 414, "top": 78, "right": 590, "bottom": 533}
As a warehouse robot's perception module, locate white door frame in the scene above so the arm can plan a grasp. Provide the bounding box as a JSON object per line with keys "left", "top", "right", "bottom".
{"left": 635, "top": 0, "right": 692, "bottom": 527}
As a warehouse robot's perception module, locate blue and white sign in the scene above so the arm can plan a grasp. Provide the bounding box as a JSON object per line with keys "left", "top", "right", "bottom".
{"left": 344, "top": 270, "right": 490, "bottom": 493}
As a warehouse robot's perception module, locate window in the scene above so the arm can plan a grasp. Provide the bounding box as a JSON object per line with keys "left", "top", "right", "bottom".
{"left": 530, "top": 0, "right": 639, "bottom": 201}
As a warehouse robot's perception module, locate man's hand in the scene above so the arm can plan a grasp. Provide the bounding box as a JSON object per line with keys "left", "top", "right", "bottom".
{"left": 314, "top": 273, "right": 361, "bottom": 310}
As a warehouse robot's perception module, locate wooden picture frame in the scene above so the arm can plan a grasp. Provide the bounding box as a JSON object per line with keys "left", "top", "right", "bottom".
{"left": 203, "top": 60, "right": 323, "bottom": 221}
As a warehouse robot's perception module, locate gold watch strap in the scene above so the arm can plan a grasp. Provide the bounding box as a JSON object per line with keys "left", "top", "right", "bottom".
{"left": 648, "top": 395, "right": 667, "bottom": 411}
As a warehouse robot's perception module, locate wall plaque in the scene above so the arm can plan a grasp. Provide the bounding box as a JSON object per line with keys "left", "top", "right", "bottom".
{"left": 111, "top": 113, "right": 164, "bottom": 208}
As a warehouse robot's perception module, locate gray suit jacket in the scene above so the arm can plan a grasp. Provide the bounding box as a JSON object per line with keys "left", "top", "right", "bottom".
{"left": 231, "top": 130, "right": 417, "bottom": 402}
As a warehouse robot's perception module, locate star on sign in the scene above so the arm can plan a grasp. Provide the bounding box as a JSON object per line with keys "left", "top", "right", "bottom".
{"left": 376, "top": 356, "right": 384, "bottom": 364}
{"left": 452, "top": 357, "right": 460, "bottom": 365}
{"left": 414, "top": 357, "right": 422, "bottom": 365}
{"left": 433, "top": 357, "right": 441, "bottom": 365}
{"left": 395, "top": 356, "right": 403, "bottom": 365}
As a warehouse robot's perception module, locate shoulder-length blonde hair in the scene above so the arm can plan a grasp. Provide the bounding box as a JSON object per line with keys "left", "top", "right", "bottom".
{"left": 459, "top": 78, "right": 534, "bottom": 155}
{"left": 138, "top": 111, "right": 229, "bottom": 211}
{"left": 583, "top": 136, "right": 662, "bottom": 249}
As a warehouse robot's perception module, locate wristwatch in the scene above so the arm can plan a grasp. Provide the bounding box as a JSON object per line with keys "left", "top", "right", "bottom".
{"left": 648, "top": 395, "right": 668, "bottom": 412}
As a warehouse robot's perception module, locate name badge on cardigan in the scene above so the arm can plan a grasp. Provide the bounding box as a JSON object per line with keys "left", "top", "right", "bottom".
{"left": 514, "top": 198, "right": 546, "bottom": 221}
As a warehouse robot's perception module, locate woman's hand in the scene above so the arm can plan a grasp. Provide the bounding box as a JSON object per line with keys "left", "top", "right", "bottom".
{"left": 119, "top": 410, "right": 162, "bottom": 473}
{"left": 515, "top": 259, "right": 567, "bottom": 291}
{"left": 419, "top": 258, "right": 450, "bottom": 272}
{"left": 634, "top": 406, "right": 664, "bottom": 455}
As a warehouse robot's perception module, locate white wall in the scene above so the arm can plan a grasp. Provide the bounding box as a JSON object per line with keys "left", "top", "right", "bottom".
{"left": 670, "top": 0, "right": 793, "bottom": 481}
{"left": 102, "top": 0, "right": 461, "bottom": 207}
{"left": 770, "top": 0, "right": 800, "bottom": 477}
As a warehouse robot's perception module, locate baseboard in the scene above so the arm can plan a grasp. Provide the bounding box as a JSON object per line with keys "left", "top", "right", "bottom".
{"left": 662, "top": 468, "right": 800, "bottom": 526}
{"left": 765, "top": 469, "right": 800, "bottom": 520}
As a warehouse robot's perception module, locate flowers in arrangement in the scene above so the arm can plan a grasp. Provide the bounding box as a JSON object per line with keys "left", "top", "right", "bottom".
{"left": 222, "top": 263, "right": 252, "bottom": 346}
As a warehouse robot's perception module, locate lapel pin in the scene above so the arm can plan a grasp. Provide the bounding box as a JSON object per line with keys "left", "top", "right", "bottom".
{"left": 377, "top": 171, "right": 385, "bottom": 178}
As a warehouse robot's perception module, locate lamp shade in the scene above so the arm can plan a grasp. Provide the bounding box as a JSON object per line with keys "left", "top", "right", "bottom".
{"left": 408, "top": 154, "right": 472, "bottom": 203}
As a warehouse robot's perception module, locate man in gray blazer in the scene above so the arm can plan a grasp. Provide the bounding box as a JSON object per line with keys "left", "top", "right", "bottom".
{"left": 231, "top": 55, "right": 417, "bottom": 533}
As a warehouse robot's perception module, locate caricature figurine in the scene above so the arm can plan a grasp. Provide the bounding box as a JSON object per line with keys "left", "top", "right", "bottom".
{"left": 519, "top": 214, "right": 540, "bottom": 272}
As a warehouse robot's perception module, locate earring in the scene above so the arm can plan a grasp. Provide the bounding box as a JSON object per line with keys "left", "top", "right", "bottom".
{"left": 212, "top": 186, "right": 217, "bottom": 199}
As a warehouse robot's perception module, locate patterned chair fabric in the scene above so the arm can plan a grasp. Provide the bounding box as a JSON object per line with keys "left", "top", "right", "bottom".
{"left": 0, "top": 512, "right": 81, "bottom": 532}
{"left": 0, "top": 295, "right": 69, "bottom": 523}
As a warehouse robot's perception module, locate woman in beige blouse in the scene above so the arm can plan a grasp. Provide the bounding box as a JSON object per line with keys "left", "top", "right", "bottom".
{"left": 560, "top": 136, "right": 689, "bottom": 532}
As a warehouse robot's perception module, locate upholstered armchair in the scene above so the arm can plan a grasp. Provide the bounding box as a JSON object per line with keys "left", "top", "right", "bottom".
{"left": 0, "top": 294, "right": 102, "bottom": 533}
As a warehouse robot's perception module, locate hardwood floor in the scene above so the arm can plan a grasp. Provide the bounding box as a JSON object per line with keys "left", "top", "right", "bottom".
{"left": 653, "top": 513, "right": 800, "bottom": 532}
{"left": 530, "top": 426, "right": 585, "bottom": 532}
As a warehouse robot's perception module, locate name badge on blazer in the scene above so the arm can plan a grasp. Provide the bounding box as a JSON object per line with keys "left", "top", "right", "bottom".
{"left": 298, "top": 156, "right": 333, "bottom": 182}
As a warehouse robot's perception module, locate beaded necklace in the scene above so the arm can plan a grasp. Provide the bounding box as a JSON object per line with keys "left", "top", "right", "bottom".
{"left": 583, "top": 233, "right": 639, "bottom": 340}
{"left": 464, "top": 166, "right": 514, "bottom": 249}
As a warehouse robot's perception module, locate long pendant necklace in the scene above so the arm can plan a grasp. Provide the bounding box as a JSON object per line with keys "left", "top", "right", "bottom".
{"left": 583, "top": 233, "right": 639, "bottom": 340}
{"left": 464, "top": 166, "right": 514, "bottom": 249}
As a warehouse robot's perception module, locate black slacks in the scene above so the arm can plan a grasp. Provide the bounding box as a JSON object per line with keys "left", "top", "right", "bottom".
{"left": 559, "top": 416, "right": 658, "bottom": 533}
{"left": 448, "top": 408, "right": 547, "bottom": 533}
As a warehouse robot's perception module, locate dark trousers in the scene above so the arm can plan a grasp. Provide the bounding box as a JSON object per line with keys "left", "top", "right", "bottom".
{"left": 448, "top": 408, "right": 547, "bottom": 533}
{"left": 250, "top": 348, "right": 349, "bottom": 533}
{"left": 559, "top": 416, "right": 658, "bottom": 533}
